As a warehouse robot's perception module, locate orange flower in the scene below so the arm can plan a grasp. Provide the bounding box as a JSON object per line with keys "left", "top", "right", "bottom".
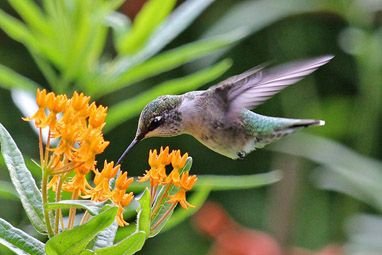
{"left": 63, "top": 166, "right": 92, "bottom": 198}
{"left": 168, "top": 189, "right": 193, "bottom": 209}
{"left": 111, "top": 172, "right": 134, "bottom": 226}
{"left": 88, "top": 103, "right": 107, "bottom": 128}
{"left": 171, "top": 150, "right": 188, "bottom": 170}
{"left": 164, "top": 149, "right": 188, "bottom": 185}
{"left": 168, "top": 172, "right": 197, "bottom": 209}
{"left": 138, "top": 147, "right": 171, "bottom": 187}
{"left": 91, "top": 161, "right": 119, "bottom": 202}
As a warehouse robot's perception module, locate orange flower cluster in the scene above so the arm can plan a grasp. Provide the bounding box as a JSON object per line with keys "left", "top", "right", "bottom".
{"left": 25, "top": 89, "right": 109, "bottom": 176}
{"left": 25, "top": 89, "right": 134, "bottom": 227}
{"left": 139, "top": 147, "right": 197, "bottom": 209}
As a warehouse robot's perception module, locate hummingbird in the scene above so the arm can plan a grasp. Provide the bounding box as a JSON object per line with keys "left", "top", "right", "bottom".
{"left": 117, "top": 55, "right": 333, "bottom": 162}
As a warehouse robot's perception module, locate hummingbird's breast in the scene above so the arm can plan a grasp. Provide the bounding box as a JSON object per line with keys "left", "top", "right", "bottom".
{"left": 179, "top": 92, "right": 252, "bottom": 159}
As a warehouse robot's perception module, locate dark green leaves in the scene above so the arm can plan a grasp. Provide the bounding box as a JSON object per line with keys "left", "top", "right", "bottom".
{"left": 0, "top": 124, "right": 46, "bottom": 234}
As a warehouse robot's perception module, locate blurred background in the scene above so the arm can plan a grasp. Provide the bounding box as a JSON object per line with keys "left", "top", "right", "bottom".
{"left": 1, "top": 0, "right": 382, "bottom": 254}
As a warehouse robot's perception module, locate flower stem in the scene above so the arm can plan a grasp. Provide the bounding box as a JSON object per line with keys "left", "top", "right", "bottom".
{"left": 68, "top": 190, "right": 79, "bottom": 229}
{"left": 42, "top": 170, "right": 54, "bottom": 237}
{"left": 80, "top": 211, "right": 91, "bottom": 225}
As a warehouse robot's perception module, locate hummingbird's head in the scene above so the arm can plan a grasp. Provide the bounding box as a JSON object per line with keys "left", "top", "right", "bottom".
{"left": 117, "top": 95, "right": 182, "bottom": 165}
{"left": 136, "top": 95, "right": 183, "bottom": 140}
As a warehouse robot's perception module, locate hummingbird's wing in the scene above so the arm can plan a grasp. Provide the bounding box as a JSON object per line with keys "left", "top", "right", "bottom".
{"left": 211, "top": 55, "right": 333, "bottom": 119}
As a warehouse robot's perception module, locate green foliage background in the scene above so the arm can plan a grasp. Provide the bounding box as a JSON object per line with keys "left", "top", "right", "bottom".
{"left": 1, "top": 0, "right": 382, "bottom": 254}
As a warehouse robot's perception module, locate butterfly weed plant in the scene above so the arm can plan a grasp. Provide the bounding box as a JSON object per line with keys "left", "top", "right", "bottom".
{"left": 0, "top": 0, "right": 282, "bottom": 254}
{"left": 0, "top": 89, "right": 199, "bottom": 254}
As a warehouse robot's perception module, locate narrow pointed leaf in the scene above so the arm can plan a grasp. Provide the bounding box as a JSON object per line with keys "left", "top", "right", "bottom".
{"left": 0, "top": 218, "right": 45, "bottom": 255}
{"left": 95, "top": 231, "right": 146, "bottom": 255}
{"left": 0, "top": 64, "right": 39, "bottom": 91}
{"left": 117, "top": 0, "right": 177, "bottom": 55}
{"left": 45, "top": 206, "right": 117, "bottom": 255}
{"left": 0, "top": 9, "right": 39, "bottom": 50}
{"left": 0, "top": 124, "right": 46, "bottom": 233}
{"left": 93, "top": 31, "right": 244, "bottom": 96}
{"left": 105, "top": 59, "right": 232, "bottom": 132}
{"left": 112, "top": 0, "right": 214, "bottom": 74}
{"left": 194, "top": 170, "right": 282, "bottom": 190}
{"left": 46, "top": 200, "right": 107, "bottom": 216}
{"left": 8, "top": 0, "right": 51, "bottom": 36}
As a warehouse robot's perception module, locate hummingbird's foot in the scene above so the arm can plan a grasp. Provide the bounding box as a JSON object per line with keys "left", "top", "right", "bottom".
{"left": 237, "top": 151, "right": 246, "bottom": 159}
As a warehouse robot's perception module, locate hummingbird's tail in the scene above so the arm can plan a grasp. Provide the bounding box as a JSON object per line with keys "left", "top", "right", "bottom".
{"left": 243, "top": 111, "right": 325, "bottom": 149}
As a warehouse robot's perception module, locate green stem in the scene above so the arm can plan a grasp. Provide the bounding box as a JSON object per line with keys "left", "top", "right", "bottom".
{"left": 42, "top": 170, "right": 54, "bottom": 237}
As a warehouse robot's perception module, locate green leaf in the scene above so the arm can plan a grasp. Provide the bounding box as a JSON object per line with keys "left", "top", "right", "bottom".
{"left": 163, "top": 185, "right": 211, "bottom": 232}
{"left": 204, "top": 0, "right": 313, "bottom": 38}
{"left": 0, "top": 218, "right": 45, "bottom": 255}
{"left": 46, "top": 200, "right": 107, "bottom": 216}
{"left": 117, "top": 0, "right": 177, "bottom": 55}
{"left": 0, "top": 124, "right": 46, "bottom": 233}
{"left": 197, "top": 0, "right": 316, "bottom": 67}
{"left": 194, "top": 170, "right": 283, "bottom": 190}
{"left": 8, "top": 0, "right": 51, "bottom": 36}
{"left": 94, "top": 31, "right": 243, "bottom": 96}
{"left": 95, "top": 231, "right": 146, "bottom": 255}
{"left": 0, "top": 64, "right": 39, "bottom": 91}
{"left": 0, "top": 9, "right": 39, "bottom": 50}
{"left": 0, "top": 180, "right": 18, "bottom": 201}
{"left": 110, "top": 0, "right": 214, "bottom": 76}
{"left": 105, "top": 59, "right": 232, "bottom": 132}
{"left": 136, "top": 188, "right": 150, "bottom": 237}
{"left": 45, "top": 206, "right": 118, "bottom": 255}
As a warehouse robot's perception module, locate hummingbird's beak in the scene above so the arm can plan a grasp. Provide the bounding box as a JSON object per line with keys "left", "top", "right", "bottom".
{"left": 116, "top": 137, "right": 140, "bottom": 165}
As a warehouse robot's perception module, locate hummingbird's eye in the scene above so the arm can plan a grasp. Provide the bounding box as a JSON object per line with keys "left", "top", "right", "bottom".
{"left": 148, "top": 116, "right": 163, "bottom": 131}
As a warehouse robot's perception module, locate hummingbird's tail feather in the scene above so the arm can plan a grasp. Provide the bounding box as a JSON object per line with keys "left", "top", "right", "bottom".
{"left": 242, "top": 112, "right": 325, "bottom": 150}
{"left": 285, "top": 119, "right": 325, "bottom": 129}
{"left": 255, "top": 118, "right": 325, "bottom": 149}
